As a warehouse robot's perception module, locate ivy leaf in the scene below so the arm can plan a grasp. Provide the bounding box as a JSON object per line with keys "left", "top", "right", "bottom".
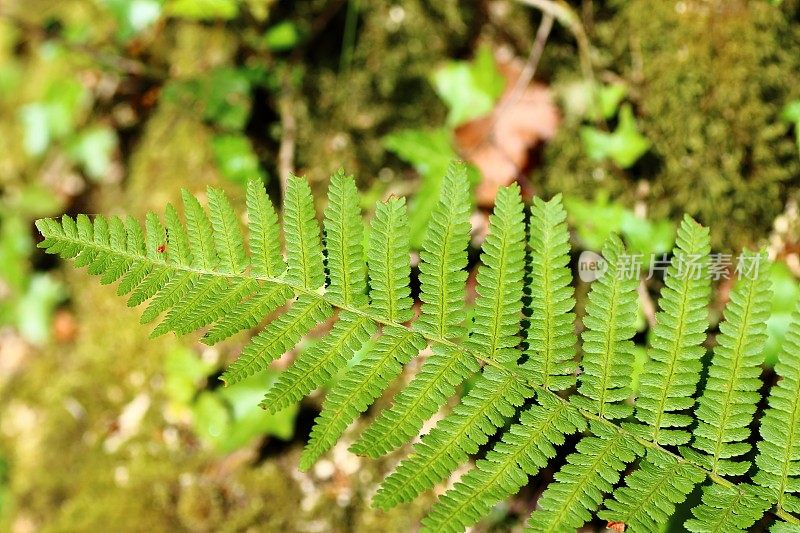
{"left": 432, "top": 44, "right": 505, "bottom": 127}
{"left": 211, "top": 134, "right": 265, "bottom": 185}
{"left": 68, "top": 126, "right": 117, "bottom": 181}
{"left": 595, "top": 82, "right": 628, "bottom": 120}
{"left": 580, "top": 104, "right": 651, "bottom": 168}
{"left": 263, "top": 21, "right": 304, "bottom": 51}
{"left": 218, "top": 372, "right": 298, "bottom": 447}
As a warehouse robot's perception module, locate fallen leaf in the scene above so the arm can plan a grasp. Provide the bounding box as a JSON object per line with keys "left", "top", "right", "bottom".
{"left": 455, "top": 53, "right": 560, "bottom": 207}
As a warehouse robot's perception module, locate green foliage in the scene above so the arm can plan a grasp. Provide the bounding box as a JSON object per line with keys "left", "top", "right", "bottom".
{"left": 37, "top": 160, "right": 800, "bottom": 531}
{"left": 683, "top": 250, "right": 772, "bottom": 476}
{"left": 764, "top": 262, "right": 800, "bottom": 367}
{"left": 754, "top": 300, "right": 800, "bottom": 514}
{"left": 383, "top": 128, "right": 479, "bottom": 248}
{"left": 572, "top": 235, "right": 639, "bottom": 420}
{"left": 565, "top": 193, "right": 675, "bottom": 256}
{"left": 580, "top": 104, "right": 651, "bottom": 168}
{"left": 524, "top": 194, "right": 576, "bottom": 391}
{"left": 432, "top": 43, "right": 505, "bottom": 127}
{"left": 627, "top": 216, "right": 711, "bottom": 446}
{"left": 164, "top": 347, "right": 298, "bottom": 452}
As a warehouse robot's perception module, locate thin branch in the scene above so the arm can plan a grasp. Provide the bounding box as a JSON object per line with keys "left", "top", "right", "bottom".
{"left": 277, "top": 81, "right": 297, "bottom": 194}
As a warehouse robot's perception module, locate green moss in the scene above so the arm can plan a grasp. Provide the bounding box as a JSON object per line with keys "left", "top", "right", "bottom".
{"left": 541, "top": 0, "right": 800, "bottom": 249}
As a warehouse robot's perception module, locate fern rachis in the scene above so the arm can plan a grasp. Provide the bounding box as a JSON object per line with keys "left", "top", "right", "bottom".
{"left": 37, "top": 160, "right": 800, "bottom": 531}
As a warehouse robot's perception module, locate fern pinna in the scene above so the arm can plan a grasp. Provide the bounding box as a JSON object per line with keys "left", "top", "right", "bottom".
{"left": 36, "top": 161, "right": 800, "bottom": 531}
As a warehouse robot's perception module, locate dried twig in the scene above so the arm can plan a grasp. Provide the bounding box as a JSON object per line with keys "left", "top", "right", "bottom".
{"left": 277, "top": 86, "right": 297, "bottom": 194}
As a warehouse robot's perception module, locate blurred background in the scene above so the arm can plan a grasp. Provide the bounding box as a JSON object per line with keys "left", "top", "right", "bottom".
{"left": 1, "top": 0, "right": 799, "bottom": 531}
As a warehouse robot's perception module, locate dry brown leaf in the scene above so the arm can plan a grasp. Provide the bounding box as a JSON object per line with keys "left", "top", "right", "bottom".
{"left": 456, "top": 55, "right": 559, "bottom": 207}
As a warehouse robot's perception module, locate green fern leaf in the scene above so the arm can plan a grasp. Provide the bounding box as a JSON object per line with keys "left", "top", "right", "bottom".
{"left": 684, "top": 484, "right": 772, "bottom": 533}
{"left": 366, "top": 197, "right": 413, "bottom": 324}
{"left": 181, "top": 189, "right": 217, "bottom": 269}
{"left": 202, "top": 283, "right": 293, "bottom": 344}
{"left": 420, "top": 394, "right": 586, "bottom": 533}
{"left": 572, "top": 235, "right": 639, "bottom": 419}
{"left": 220, "top": 294, "right": 332, "bottom": 385}
{"left": 628, "top": 215, "right": 711, "bottom": 446}
{"left": 164, "top": 203, "right": 191, "bottom": 266}
{"left": 373, "top": 184, "right": 529, "bottom": 507}
{"left": 324, "top": 170, "right": 367, "bottom": 307}
{"left": 263, "top": 191, "right": 411, "bottom": 420}
{"left": 259, "top": 173, "right": 372, "bottom": 411}
{"left": 598, "top": 449, "right": 705, "bottom": 532}
{"left": 351, "top": 162, "right": 474, "bottom": 457}
{"left": 525, "top": 194, "right": 577, "bottom": 391}
{"left": 298, "top": 326, "right": 426, "bottom": 471}
{"left": 526, "top": 422, "right": 642, "bottom": 532}
{"left": 246, "top": 179, "right": 285, "bottom": 277}
{"left": 754, "top": 299, "right": 800, "bottom": 514}
{"left": 296, "top": 197, "right": 418, "bottom": 468}
{"left": 38, "top": 164, "right": 800, "bottom": 532}
{"left": 284, "top": 176, "right": 325, "bottom": 290}
{"left": 684, "top": 249, "right": 771, "bottom": 476}
{"left": 413, "top": 161, "right": 472, "bottom": 341}
{"left": 207, "top": 186, "right": 247, "bottom": 273}
{"left": 261, "top": 311, "right": 376, "bottom": 411}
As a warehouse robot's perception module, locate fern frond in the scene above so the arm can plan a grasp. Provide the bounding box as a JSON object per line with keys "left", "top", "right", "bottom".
{"left": 413, "top": 161, "right": 472, "bottom": 341}
{"left": 572, "top": 235, "right": 639, "bottom": 419}
{"left": 260, "top": 173, "right": 372, "bottom": 410}
{"left": 261, "top": 311, "right": 376, "bottom": 411}
{"left": 39, "top": 165, "right": 800, "bottom": 531}
{"left": 421, "top": 394, "right": 586, "bottom": 533}
{"left": 221, "top": 294, "right": 332, "bottom": 385}
{"left": 526, "top": 422, "right": 642, "bottom": 532}
{"left": 684, "top": 484, "right": 772, "bottom": 533}
{"left": 598, "top": 449, "right": 705, "bottom": 532}
{"left": 350, "top": 343, "right": 479, "bottom": 458}
{"left": 373, "top": 184, "right": 529, "bottom": 507}
{"left": 298, "top": 326, "right": 426, "bottom": 471}
{"left": 373, "top": 367, "right": 532, "bottom": 509}
{"left": 207, "top": 186, "right": 247, "bottom": 273}
{"left": 245, "top": 179, "right": 285, "bottom": 277}
{"left": 628, "top": 215, "right": 711, "bottom": 446}
{"left": 754, "top": 300, "right": 800, "bottom": 514}
{"left": 202, "top": 283, "right": 293, "bottom": 344}
{"left": 181, "top": 189, "right": 217, "bottom": 269}
{"left": 684, "top": 249, "right": 771, "bottom": 476}
{"left": 164, "top": 203, "right": 191, "bottom": 265}
{"left": 296, "top": 197, "right": 418, "bottom": 468}
{"left": 324, "top": 170, "right": 367, "bottom": 307}
{"left": 525, "top": 194, "right": 576, "bottom": 391}
{"left": 366, "top": 197, "right": 413, "bottom": 324}
{"left": 351, "top": 162, "right": 474, "bottom": 457}
{"left": 284, "top": 176, "right": 326, "bottom": 290}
